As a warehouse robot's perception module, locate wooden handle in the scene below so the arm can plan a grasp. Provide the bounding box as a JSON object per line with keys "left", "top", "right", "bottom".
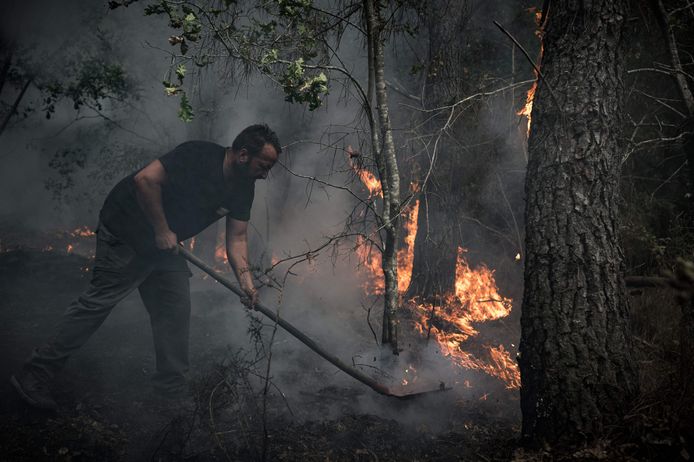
{"left": 178, "top": 245, "right": 393, "bottom": 397}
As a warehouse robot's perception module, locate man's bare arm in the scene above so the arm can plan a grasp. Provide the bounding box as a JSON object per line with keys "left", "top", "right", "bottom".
{"left": 133, "top": 160, "right": 177, "bottom": 250}
{"left": 226, "top": 216, "right": 257, "bottom": 307}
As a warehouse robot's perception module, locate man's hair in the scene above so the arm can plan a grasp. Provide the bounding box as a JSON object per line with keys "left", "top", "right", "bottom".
{"left": 231, "top": 124, "right": 282, "bottom": 157}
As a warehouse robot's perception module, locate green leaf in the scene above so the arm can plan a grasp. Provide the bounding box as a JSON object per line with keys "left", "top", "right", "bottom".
{"left": 175, "top": 64, "right": 186, "bottom": 80}
{"left": 178, "top": 93, "right": 194, "bottom": 122}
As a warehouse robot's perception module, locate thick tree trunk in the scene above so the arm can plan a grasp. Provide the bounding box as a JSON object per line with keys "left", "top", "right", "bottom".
{"left": 407, "top": 0, "right": 468, "bottom": 300}
{"left": 408, "top": 194, "right": 457, "bottom": 299}
{"left": 519, "top": 0, "right": 638, "bottom": 445}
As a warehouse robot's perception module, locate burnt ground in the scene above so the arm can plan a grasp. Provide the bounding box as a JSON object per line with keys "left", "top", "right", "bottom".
{"left": 2, "top": 248, "right": 691, "bottom": 461}
{"left": 0, "top": 249, "right": 522, "bottom": 461}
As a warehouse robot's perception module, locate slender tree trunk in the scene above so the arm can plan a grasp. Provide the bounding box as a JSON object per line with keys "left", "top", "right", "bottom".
{"left": 650, "top": 0, "right": 694, "bottom": 390}
{"left": 519, "top": 0, "right": 638, "bottom": 445}
{"left": 650, "top": 0, "right": 694, "bottom": 195}
{"left": 0, "top": 76, "right": 32, "bottom": 137}
{"left": 365, "top": 0, "right": 400, "bottom": 353}
{"left": 0, "top": 40, "right": 15, "bottom": 95}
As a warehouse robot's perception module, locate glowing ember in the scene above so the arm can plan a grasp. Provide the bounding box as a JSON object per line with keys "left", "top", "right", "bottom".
{"left": 401, "top": 364, "right": 419, "bottom": 387}
{"left": 70, "top": 226, "right": 96, "bottom": 238}
{"left": 66, "top": 244, "right": 74, "bottom": 254}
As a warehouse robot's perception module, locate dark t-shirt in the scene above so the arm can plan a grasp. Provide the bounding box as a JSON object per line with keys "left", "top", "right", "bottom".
{"left": 99, "top": 140, "right": 255, "bottom": 255}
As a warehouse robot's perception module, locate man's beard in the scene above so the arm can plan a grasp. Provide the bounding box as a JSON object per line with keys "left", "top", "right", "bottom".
{"left": 235, "top": 161, "right": 264, "bottom": 181}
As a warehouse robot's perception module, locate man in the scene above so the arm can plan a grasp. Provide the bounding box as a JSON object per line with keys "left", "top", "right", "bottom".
{"left": 11, "top": 124, "right": 281, "bottom": 410}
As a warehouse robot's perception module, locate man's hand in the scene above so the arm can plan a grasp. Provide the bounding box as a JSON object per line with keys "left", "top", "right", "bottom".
{"left": 154, "top": 229, "right": 178, "bottom": 252}
{"left": 240, "top": 283, "right": 258, "bottom": 309}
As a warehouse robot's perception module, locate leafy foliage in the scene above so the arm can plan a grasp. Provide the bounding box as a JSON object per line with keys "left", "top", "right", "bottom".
{"left": 114, "top": 0, "right": 338, "bottom": 120}
{"left": 42, "top": 59, "right": 130, "bottom": 119}
{"left": 1, "top": 47, "right": 133, "bottom": 130}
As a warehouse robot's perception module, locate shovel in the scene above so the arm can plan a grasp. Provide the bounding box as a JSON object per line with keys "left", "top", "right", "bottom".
{"left": 178, "top": 245, "right": 449, "bottom": 399}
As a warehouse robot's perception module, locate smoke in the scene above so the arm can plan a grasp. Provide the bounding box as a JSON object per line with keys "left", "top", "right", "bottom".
{"left": 0, "top": 0, "right": 536, "bottom": 432}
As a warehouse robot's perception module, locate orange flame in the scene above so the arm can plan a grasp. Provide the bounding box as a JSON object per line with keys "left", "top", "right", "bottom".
{"left": 410, "top": 248, "right": 520, "bottom": 389}
{"left": 349, "top": 155, "right": 518, "bottom": 389}
{"left": 214, "top": 229, "right": 229, "bottom": 268}
{"left": 397, "top": 200, "right": 419, "bottom": 293}
{"left": 517, "top": 8, "right": 544, "bottom": 139}
{"left": 517, "top": 81, "right": 537, "bottom": 138}
{"left": 355, "top": 198, "right": 420, "bottom": 295}
{"left": 356, "top": 168, "right": 382, "bottom": 198}
{"left": 347, "top": 147, "right": 383, "bottom": 199}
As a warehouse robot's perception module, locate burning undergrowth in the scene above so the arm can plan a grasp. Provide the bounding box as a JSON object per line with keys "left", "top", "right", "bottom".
{"left": 350, "top": 171, "right": 520, "bottom": 394}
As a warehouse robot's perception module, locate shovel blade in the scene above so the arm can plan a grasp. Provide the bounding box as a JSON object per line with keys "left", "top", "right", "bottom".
{"left": 388, "top": 381, "right": 451, "bottom": 400}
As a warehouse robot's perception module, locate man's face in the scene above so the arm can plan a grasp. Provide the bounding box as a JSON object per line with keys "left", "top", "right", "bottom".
{"left": 239, "top": 143, "right": 278, "bottom": 180}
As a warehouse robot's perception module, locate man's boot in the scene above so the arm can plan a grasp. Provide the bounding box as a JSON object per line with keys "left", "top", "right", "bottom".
{"left": 10, "top": 371, "right": 58, "bottom": 411}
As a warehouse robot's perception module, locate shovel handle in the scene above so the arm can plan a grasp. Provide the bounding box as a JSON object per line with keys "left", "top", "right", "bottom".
{"left": 178, "top": 245, "right": 395, "bottom": 396}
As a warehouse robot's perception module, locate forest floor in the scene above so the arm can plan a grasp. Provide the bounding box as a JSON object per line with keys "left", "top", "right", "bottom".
{"left": 0, "top": 245, "right": 691, "bottom": 461}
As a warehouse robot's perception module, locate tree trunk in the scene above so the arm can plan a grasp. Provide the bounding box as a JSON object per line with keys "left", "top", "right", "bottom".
{"left": 407, "top": 0, "right": 469, "bottom": 300}
{"left": 519, "top": 0, "right": 638, "bottom": 445}
{"left": 407, "top": 194, "right": 457, "bottom": 299}
{"left": 365, "top": 0, "right": 400, "bottom": 353}
{"left": 650, "top": 0, "right": 694, "bottom": 197}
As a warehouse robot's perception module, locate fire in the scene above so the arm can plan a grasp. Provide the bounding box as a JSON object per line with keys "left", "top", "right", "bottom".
{"left": 406, "top": 251, "right": 521, "bottom": 389}
{"left": 517, "top": 81, "right": 537, "bottom": 138}
{"left": 356, "top": 168, "right": 382, "bottom": 198}
{"left": 70, "top": 226, "right": 96, "bottom": 238}
{"left": 397, "top": 200, "right": 419, "bottom": 293}
{"left": 63, "top": 226, "right": 96, "bottom": 258}
{"left": 347, "top": 146, "right": 383, "bottom": 199}
{"left": 214, "top": 230, "right": 229, "bottom": 268}
{"left": 409, "top": 248, "right": 520, "bottom": 389}
{"left": 349, "top": 153, "right": 519, "bottom": 390}
{"left": 355, "top": 236, "right": 384, "bottom": 295}
{"left": 517, "top": 8, "right": 545, "bottom": 139}
{"left": 355, "top": 198, "right": 420, "bottom": 295}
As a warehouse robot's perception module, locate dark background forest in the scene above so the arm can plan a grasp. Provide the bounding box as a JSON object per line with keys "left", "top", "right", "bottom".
{"left": 1, "top": 0, "right": 693, "bottom": 460}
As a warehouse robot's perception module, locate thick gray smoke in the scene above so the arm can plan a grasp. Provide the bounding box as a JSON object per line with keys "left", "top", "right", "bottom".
{"left": 1, "top": 0, "right": 532, "bottom": 427}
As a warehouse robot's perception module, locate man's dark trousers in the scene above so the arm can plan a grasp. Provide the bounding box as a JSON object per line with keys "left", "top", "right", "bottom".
{"left": 25, "top": 224, "right": 191, "bottom": 394}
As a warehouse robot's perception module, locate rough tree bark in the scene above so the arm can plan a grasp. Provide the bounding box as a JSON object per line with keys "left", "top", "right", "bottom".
{"left": 364, "top": 0, "right": 401, "bottom": 353}
{"left": 407, "top": 0, "right": 470, "bottom": 300}
{"left": 519, "top": 0, "right": 638, "bottom": 445}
